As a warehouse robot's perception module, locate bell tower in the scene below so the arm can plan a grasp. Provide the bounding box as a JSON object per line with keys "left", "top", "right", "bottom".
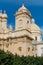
{"left": 0, "top": 10, "right": 2, "bottom": 31}
{"left": 2, "top": 10, "right": 8, "bottom": 31}
{"left": 15, "top": 4, "right": 32, "bottom": 31}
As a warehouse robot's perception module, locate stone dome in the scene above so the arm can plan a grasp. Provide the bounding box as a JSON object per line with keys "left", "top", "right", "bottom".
{"left": 31, "top": 19, "right": 42, "bottom": 35}
{"left": 16, "top": 4, "right": 32, "bottom": 17}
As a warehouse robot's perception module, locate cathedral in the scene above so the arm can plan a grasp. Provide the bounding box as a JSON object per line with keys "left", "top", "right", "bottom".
{"left": 0, "top": 4, "right": 43, "bottom": 57}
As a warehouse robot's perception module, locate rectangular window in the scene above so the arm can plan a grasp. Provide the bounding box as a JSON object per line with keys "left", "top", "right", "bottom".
{"left": 41, "top": 47, "right": 43, "bottom": 56}
{"left": 41, "top": 54, "right": 43, "bottom": 56}
{"left": 35, "top": 37, "right": 37, "bottom": 41}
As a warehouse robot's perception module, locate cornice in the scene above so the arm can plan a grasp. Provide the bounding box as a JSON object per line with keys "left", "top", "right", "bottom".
{"left": 0, "top": 29, "right": 33, "bottom": 40}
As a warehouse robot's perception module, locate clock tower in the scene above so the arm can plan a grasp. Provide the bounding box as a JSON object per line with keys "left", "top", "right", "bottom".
{"left": 15, "top": 4, "right": 32, "bottom": 32}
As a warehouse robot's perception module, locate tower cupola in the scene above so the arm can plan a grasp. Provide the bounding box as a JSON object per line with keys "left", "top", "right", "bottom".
{"left": 15, "top": 4, "right": 32, "bottom": 18}
{"left": 2, "top": 10, "right": 8, "bottom": 19}
{"left": 0, "top": 10, "right": 2, "bottom": 32}
{"left": 15, "top": 4, "right": 32, "bottom": 31}
{"left": 1, "top": 10, "right": 8, "bottom": 30}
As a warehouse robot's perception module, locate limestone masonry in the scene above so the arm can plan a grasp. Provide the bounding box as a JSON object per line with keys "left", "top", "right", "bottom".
{"left": 0, "top": 4, "right": 43, "bottom": 56}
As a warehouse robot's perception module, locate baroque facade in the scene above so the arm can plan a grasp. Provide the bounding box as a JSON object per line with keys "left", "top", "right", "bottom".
{"left": 0, "top": 5, "right": 43, "bottom": 56}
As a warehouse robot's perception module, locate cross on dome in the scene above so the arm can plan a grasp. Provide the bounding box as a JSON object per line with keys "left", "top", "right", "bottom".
{"left": 21, "top": 4, "right": 27, "bottom": 10}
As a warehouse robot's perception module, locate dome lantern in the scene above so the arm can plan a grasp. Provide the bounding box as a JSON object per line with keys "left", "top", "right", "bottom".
{"left": 32, "top": 18, "right": 35, "bottom": 24}
{"left": 18, "top": 4, "right": 27, "bottom": 12}
{"left": 9, "top": 25, "right": 12, "bottom": 31}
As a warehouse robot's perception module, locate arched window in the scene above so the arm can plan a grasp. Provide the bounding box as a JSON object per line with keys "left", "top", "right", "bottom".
{"left": 27, "top": 21, "right": 29, "bottom": 23}
{"left": 28, "top": 47, "right": 30, "bottom": 51}
{"left": 18, "top": 47, "right": 22, "bottom": 51}
{"left": 19, "top": 19, "right": 22, "bottom": 21}
{"left": 35, "top": 36, "right": 37, "bottom": 41}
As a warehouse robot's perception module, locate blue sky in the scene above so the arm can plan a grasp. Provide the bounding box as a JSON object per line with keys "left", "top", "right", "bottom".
{"left": 0, "top": 0, "right": 43, "bottom": 40}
